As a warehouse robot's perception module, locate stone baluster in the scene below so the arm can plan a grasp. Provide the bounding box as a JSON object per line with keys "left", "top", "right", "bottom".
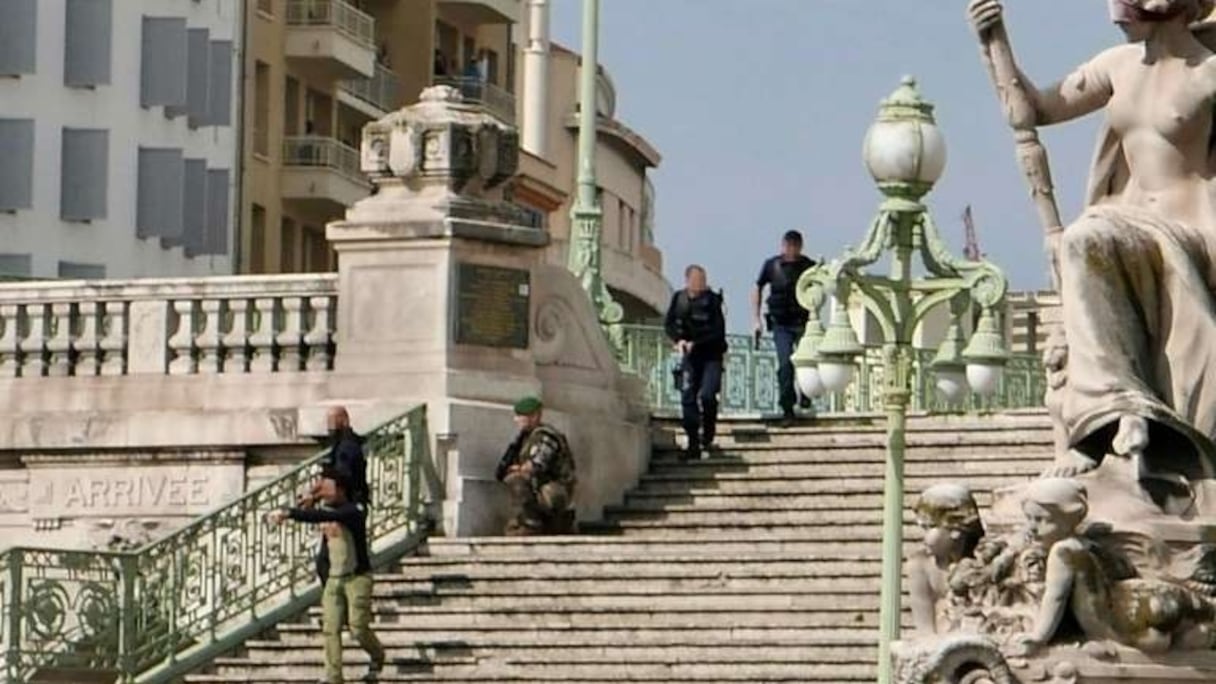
{"left": 196, "top": 299, "right": 225, "bottom": 374}
{"left": 167, "top": 300, "right": 199, "bottom": 375}
{"left": 76, "top": 301, "right": 102, "bottom": 376}
{"left": 45, "top": 303, "right": 77, "bottom": 377}
{"left": 248, "top": 297, "right": 278, "bottom": 373}
{"left": 98, "top": 301, "right": 127, "bottom": 376}
{"left": 0, "top": 304, "right": 21, "bottom": 377}
{"left": 304, "top": 295, "right": 335, "bottom": 371}
{"left": 276, "top": 296, "right": 305, "bottom": 372}
{"left": 223, "top": 299, "right": 251, "bottom": 373}
{"left": 18, "top": 303, "right": 49, "bottom": 377}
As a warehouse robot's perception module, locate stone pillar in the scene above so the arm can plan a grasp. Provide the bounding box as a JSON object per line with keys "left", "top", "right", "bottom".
{"left": 522, "top": 0, "right": 551, "bottom": 158}
{"left": 328, "top": 86, "right": 649, "bottom": 536}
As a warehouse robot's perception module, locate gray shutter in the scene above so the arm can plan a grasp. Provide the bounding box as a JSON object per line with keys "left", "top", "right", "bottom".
{"left": 207, "top": 40, "right": 233, "bottom": 127}
{"left": 205, "top": 169, "right": 230, "bottom": 255}
{"left": 60, "top": 128, "right": 108, "bottom": 221}
{"left": 0, "top": 119, "right": 34, "bottom": 211}
{"left": 57, "top": 261, "right": 106, "bottom": 279}
{"left": 140, "top": 17, "right": 187, "bottom": 108}
{"left": 183, "top": 159, "right": 207, "bottom": 255}
{"left": 64, "top": 0, "right": 112, "bottom": 87}
{"left": 0, "top": 254, "right": 32, "bottom": 277}
{"left": 137, "top": 148, "right": 184, "bottom": 241}
{"left": 0, "top": 0, "right": 37, "bottom": 76}
{"left": 169, "top": 29, "right": 210, "bottom": 124}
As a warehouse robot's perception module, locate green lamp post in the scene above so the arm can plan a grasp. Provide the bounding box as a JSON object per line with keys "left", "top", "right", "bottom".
{"left": 790, "top": 76, "right": 1009, "bottom": 684}
{"left": 566, "top": 0, "right": 625, "bottom": 352}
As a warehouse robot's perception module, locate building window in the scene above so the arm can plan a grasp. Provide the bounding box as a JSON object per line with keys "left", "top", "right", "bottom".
{"left": 254, "top": 61, "right": 270, "bottom": 155}
{"left": 0, "top": 119, "right": 34, "bottom": 211}
{"left": 303, "top": 226, "right": 330, "bottom": 272}
{"left": 280, "top": 217, "right": 298, "bottom": 272}
{"left": 0, "top": 0, "right": 36, "bottom": 76}
{"left": 205, "top": 169, "right": 230, "bottom": 256}
{"left": 60, "top": 128, "right": 108, "bottom": 221}
{"left": 284, "top": 76, "right": 300, "bottom": 135}
{"left": 182, "top": 159, "right": 207, "bottom": 254}
{"left": 140, "top": 17, "right": 188, "bottom": 108}
{"left": 137, "top": 147, "right": 185, "bottom": 242}
{"left": 0, "top": 254, "right": 32, "bottom": 278}
{"left": 249, "top": 204, "right": 266, "bottom": 273}
{"left": 65, "top": 0, "right": 112, "bottom": 87}
{"left": 58, "top": 261, "right": 106, "bottom": 279}
{"left": 207, "top": 41, "right": 233, "bottom": 127}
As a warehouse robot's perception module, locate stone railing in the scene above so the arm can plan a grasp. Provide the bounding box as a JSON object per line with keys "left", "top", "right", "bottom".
{"left": 0, "top": 275, "right": 338, "bottom": 378}
{"left": 620, "top": 324, "right": 1046, "bottom": 416}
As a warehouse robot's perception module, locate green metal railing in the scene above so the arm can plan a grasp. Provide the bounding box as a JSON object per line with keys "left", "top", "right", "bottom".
{"left": 620, "top": 324, "right": 1046, "bottom": 416}
{"left": 1, "top": 406, "right": 433, "bottom": 684}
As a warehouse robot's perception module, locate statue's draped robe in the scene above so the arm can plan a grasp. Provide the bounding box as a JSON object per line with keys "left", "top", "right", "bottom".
{"left": 1059, "top": 63, "right": 1216, "bottom": 480}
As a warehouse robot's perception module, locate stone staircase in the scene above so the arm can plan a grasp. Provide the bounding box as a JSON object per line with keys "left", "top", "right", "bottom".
{"left": 185, "top": 410, "right": 1055, "bottom": 683}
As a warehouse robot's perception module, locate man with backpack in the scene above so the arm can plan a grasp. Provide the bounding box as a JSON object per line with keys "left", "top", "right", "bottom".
{"left": 752, "top": 230, "right": 817, "bottom": 427}
{"left": 495, "top": 396, "right": 578, "bottom": 535}
{"left": 665, "top": 264, "right": 728, "bottom": 460}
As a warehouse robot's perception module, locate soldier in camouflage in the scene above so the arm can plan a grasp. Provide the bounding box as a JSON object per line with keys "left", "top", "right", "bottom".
{"left": 495, "top": 396, "right": 577, "bottom": 536}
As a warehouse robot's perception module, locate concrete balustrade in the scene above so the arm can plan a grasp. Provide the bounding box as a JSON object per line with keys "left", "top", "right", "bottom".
{"left": 0, "top": 274, "right": 338, "bottom": 378}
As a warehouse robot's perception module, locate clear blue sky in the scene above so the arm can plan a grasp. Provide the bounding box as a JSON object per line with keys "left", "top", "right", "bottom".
{"left": 549, "top": 0, "right": 1114, "bottom": 329}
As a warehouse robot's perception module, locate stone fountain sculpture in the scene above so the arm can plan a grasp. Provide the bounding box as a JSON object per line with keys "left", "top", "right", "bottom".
{"left": 894, "top": 1, "right": 1216, "bottom": 681}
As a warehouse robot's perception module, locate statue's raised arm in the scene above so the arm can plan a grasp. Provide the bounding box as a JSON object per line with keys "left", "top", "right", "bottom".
{"left": 973, "top": 0, "right": 1216, "bottom": 518}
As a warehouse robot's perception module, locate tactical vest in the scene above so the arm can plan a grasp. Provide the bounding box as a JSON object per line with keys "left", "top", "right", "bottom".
{"left": 522, "top": 424, "right": 577, "bottom": 488}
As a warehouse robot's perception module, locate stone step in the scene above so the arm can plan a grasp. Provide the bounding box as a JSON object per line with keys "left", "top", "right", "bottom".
{"left": 653, "top": 410, "right": 1049, "bottom": 433}
{"left": 623, "top": 486, "right": 998, "bottom": 506}
{"left": 372, "top": 576, "right": 884, "bottom": 597}
{"left": 638, "top": 468, "right": 1036, "bottom": 488}
{"left": 264, "top": 626, "right": 878, "bottom": 646}
{"left": 299, "top": 592, "right": 884, "bottom": 613}
{"left": 420, "top": 536, "right": 891, "bottom": 557}
{"left": 391, "top": 557, "right": 884, "bottom": 579}
{"left": 202, "top": 658, "right": 876, "bottom": 681}
{"left": 649, "top": 447, "right": 1054, "bottom": 464}
{"left": 229, "top": 643, "right": 875, "bottom": 664}
{"left": 658, "top": 431, "right": 1054, "bottom": 452}
{"left": 608, "top": 497, "right": 962, "bottom": 517}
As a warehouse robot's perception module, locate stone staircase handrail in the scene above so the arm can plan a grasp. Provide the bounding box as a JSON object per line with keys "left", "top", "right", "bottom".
{"left": 0, "top": 404, "right": 432, "bottom": 684}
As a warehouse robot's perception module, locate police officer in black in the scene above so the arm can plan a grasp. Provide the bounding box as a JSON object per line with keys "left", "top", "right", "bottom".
{"left": 752, "top": 230, "right": 817, "bottom": 427}
{"left": 664, "top": 264, "right": 728, "bottom": 460}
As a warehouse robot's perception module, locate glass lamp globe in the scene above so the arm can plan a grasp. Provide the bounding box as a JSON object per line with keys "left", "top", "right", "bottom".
{"left": 966, "top": 362, "right": 1003, "bottom": 396}
{"left": 796, "top": 365, "right": 825, "bottom": 398}
{"left": 818, "top": 361, "right": 856, "bottom": 393}
{"left": 935, "top": 368, "right": 968, "bottom": 403}
{"left": 862, "top": 76, "right": 947, "bottom": 199}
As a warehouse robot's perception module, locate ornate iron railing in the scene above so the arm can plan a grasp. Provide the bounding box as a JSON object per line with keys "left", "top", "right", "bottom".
{"left": 619, "top": 324, "right": 1045, "bottom": 416}
{"left": 1, "top": 406, "right": 433, "bottom": 684}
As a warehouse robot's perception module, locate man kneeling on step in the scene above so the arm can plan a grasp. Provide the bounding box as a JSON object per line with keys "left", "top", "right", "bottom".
{"left": 495, "top": 396, "right": 578, "bottom": 536}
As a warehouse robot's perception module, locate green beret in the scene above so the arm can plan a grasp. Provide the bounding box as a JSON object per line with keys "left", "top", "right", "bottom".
{"left": 513, "top": 396, "right": 543, "bottom": 415}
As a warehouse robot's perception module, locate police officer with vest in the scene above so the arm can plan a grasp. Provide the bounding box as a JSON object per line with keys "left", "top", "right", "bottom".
{"left": 752, "top": 230, "right": 817, "bottom": 427}
{"left": 665, "top": 264, "right": 728, "bottom": 460}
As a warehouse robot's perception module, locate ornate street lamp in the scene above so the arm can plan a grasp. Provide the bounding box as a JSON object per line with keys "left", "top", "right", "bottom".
{"left": 790, "top": 76, "right": 1009, "bottom": 684}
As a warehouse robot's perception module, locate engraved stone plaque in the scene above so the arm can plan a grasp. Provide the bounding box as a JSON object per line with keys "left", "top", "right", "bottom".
{"left": 453, "top": 263, "right": 531, "bottom": 349}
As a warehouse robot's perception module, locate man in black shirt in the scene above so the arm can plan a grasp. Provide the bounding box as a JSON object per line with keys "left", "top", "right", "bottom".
{"left": 271, "top": 467, "right": 385, "bottom": 684}
{"left": 664, "top": 264, "right": 728, "bottom": 460}
{"left": 319, "top": 406, "right": 371, "bottom": 507}
{"left": 752, "top": 230, "right": 817, "bottom": 427}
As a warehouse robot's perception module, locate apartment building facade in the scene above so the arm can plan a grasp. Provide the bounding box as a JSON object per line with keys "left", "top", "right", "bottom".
{"left": 239, "top": 0, "right": 521, "bottom": 274}
{"left": 0, "top": 0, "right": 241, "bottom": 279}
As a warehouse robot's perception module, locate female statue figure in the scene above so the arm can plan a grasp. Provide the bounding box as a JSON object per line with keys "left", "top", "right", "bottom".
{"left": 908, "top": 483, "right": 986, "bottom": 634}
{"left": 968, "top": 0, "right": 1216, "bottom": 509}
{"left": 1013, "top": 478, "right": 1216, "bottom": 654}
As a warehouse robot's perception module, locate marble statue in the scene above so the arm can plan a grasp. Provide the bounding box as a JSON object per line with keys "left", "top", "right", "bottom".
{"left": 892, "top": 2, "right": 1216, "bottom": 681}
{"left": 972, "top": 0, "right": 1216, "bottom": 514}
{"left": 908, "top": 484, "right": 987, "bottom": 634}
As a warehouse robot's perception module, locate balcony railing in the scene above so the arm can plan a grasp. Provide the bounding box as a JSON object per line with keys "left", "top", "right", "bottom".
{"left": 285, "top": 0, "right": 375, "bottom": 47}
{"left": 339, "top": 63, "right": 400, "bottom": 114}
{"left": 434, "top": 76, "right": 516, "bottom": 124}
{"left": 619, "top": 324, "right": 1047, "bottom": 417}
{"left": 283, "top": 136, "right": 364, "bottom": 181}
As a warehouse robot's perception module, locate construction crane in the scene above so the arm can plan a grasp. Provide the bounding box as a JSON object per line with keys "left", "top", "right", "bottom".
{"left": 961, "top": 204, "right": 984, "bottom": 261}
